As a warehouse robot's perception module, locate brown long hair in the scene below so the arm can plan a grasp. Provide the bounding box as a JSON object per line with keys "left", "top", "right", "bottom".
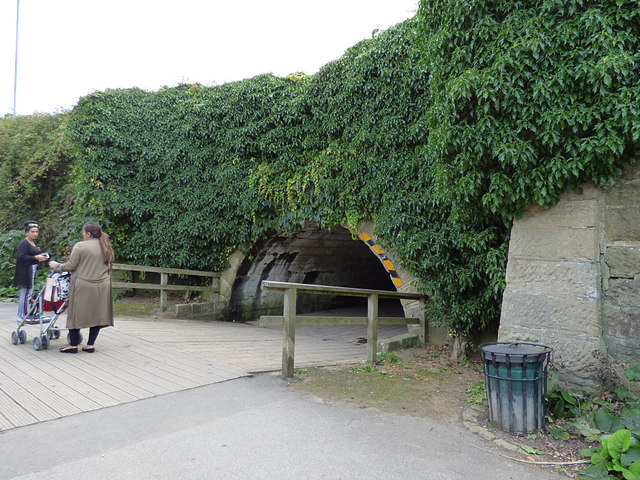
{"left": 84, "top": 222, "right": 114, "bottom": 265}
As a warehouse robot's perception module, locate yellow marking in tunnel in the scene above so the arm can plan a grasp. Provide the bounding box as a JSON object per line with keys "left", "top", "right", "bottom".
{"left": 372, "top": 244, "right": 384, "bottom": 255}
{"left": 358, "top": 233, "right": 403, "bottom": 287}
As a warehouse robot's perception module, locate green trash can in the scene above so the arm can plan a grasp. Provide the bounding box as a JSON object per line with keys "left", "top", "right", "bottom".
{"left": 480, "top": 342, "right": 553, "bottom": 434}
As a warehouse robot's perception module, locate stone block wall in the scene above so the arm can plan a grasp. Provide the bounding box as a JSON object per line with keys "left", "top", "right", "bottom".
{"left": 601, "top": 165, "right": 640, "bottom": 366}
{"left": 499, "top": 162, "right": 640, "bottom": 392}
{"left": 499, "top": 184, "right": 605, "bottom": 391}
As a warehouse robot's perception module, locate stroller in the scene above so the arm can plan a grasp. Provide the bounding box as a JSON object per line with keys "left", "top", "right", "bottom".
{"left": 11, "top": 271, "right": 72, "bottom": 351}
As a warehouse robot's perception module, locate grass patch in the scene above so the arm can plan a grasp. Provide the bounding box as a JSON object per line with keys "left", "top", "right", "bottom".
{"left": 290, "top": 345, "right": 484, "bottom": 421}
{"left": 466, "top": 380, "right": 486, "bottom": 404}
{"left": 113, "top": 300, "right": 160, "bottom": 317}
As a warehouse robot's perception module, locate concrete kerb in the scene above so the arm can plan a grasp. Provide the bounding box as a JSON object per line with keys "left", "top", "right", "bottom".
{"left": 377, "top": 332, "right": 421, "bottom": 352}
{"left": 462, "top": 403, "right": 525, "bottom": 454}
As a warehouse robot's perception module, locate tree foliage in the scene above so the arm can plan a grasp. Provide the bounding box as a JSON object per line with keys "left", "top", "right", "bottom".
{"left": 0, "top": 113, "right": 74, "bottom": 231}
{"left": 64, "top": 0, "right": 640, "bottom": 334}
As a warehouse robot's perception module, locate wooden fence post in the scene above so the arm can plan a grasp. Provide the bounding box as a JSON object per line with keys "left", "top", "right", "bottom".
{"left": 418, "top": 296, "right": 426, "bottom": 344}
{"left": 260, "top": 280, "right": 427, "bottom": 372}
{"left": 112, "top": 264, "right": 220, "bottom": 314}
{"left": 367, "top": 293, "right": 379, "bottom": 364}
{"left": 282, "top": 287, "right": 297, "bottom": 378}
{"left": 160, "top": 272, "right": 168, "bottom": 312}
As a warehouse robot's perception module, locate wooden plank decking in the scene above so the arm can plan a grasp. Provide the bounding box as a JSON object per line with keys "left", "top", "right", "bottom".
{"left": 0, "top": 303, "right": 407, "bottom": 432}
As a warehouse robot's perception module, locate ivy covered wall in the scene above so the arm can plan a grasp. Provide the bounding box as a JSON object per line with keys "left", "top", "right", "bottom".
{"left": 65, "top": 0, "right": 640, "bottom": 336}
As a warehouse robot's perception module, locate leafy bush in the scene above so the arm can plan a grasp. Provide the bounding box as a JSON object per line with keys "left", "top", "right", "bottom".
{"left": 546, "top": 365, "right": 640, "bottom": 438}
{"left": 63, "top": 0, "right": 640, "bottom": 338}
{"left": 0, "top": 112, "right": 78, "bottom": 292}
{"left": 579, "top": 429, "right": 640, "bottom": 480}
{"left": 0, "top": 113, "right": 74, "bottom": 232}
{"left": 543, "top": 365, "right": 640, "bottom": 478}
{"left": 0, "top": 230, "right": 23, "bottom": 297}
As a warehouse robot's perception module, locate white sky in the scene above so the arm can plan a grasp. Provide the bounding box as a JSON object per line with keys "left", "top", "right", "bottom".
{"left": 0, "top": 0, "right": 418, "bottom": 116}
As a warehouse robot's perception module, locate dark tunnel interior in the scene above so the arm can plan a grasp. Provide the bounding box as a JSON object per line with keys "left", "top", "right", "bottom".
{"left": 229, "top": 226, "right": 405, "bottom": 322}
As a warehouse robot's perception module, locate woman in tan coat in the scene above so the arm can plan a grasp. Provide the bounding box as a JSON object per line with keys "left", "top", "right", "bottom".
{"left": 50, "top": 222, "right": 114, "bottom": 354}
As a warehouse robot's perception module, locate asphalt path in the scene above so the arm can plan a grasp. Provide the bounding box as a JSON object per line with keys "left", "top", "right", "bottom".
{"left": 0, "top": 300, "right": 563, "bottom": 479}
{"left": 0, "top": 376, "right": 565, "bottom": 480}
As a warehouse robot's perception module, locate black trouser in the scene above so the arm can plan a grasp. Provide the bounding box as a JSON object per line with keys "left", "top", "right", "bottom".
{"left": 68, "top": 326, "right": 102, "bottom": 346}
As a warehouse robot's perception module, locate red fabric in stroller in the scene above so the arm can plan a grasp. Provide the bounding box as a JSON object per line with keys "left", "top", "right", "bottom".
{"left": 43, "top": 273, "right": 69, "bottom": 312}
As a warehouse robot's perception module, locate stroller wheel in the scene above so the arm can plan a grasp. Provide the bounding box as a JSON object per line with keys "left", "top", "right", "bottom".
{"left": 11, "top": 331, "right": 18, "bottom": 345}
{"left": 19, "top": 330, "right": 27, "bottom": 344}
{"left": 33, "top": 336, "right": 42, "bottom": 351}
{"left": 54, "top": 329, "right": 61, "bottom": 339}
{"left": 41, "top": 335, "right": 50, "bottom": 350}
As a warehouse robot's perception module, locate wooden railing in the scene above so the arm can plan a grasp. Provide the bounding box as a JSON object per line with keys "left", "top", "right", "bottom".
{"left": 112, "top": 263, "right": 220, "bottom": 312}
{"left": 260, "top": 280, "right": 426, "bottom": 378}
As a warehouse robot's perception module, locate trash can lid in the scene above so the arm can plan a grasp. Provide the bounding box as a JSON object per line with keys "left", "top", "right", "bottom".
{"left": 480, "top": 342, "right": 552, "bottom": 363}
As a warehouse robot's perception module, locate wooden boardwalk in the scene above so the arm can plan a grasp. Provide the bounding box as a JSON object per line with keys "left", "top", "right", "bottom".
{"left": 0, "top": 303, "right": 407, "bottom": 432}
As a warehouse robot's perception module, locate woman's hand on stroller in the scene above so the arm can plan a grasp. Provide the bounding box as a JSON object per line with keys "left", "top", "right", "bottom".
{"left": 49, "top": 260, "right": 59, "bottom": 269}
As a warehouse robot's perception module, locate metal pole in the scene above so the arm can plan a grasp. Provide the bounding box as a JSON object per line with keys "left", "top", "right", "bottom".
{"left": 13, "top": 0, "right": 20, "bottom": 117}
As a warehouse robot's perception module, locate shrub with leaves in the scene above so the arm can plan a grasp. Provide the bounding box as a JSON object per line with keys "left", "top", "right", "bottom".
{"left": 0, "top": 113, "right": 74, "bottom": 232}
{"left": 64, "top": 0, "right": 640, "bottom": 337}
{"left": 579, "top": 429, "right": 640, "bottom": 480}
{"left": 0, "top": 230, "right": 23, "bottom": 297}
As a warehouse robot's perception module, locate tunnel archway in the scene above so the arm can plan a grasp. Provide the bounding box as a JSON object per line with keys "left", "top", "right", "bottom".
{"left": 228, "top": 224, "right": 408, "bottom": 322}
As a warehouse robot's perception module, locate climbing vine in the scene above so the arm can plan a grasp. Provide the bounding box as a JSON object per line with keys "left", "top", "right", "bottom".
{"left": 61, "top": 0, "right": 640, "bottom": 335}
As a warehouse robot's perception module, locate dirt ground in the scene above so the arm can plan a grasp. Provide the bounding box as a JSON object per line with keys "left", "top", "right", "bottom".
{"left": 288, "top": 344, "right": 595, "bottom": 479}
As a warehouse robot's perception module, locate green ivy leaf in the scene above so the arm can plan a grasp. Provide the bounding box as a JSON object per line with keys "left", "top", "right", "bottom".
{"left": 622, "top": 444, "right": 640, "bottom": 469}
{"left": 576, "top": 463, "right": 612, "bottom": 480}
{"left": 596, "top": 407, "right": 622, "bottom": 433}
{"left": 568, "top": 417, "right": 603, "bottom": 437}
{"left": 624, "top": 462, "right": 640, "bottom": 480}
{"left": 550, "top": 426, "right": 571, "bottom": 440}
{"left": 625, "top": 365, "right": 640, "bottom": 382}
{"left": 607, "top": 429, "right": 632, "bottom": 465}
{"left": 521, "top": 445, "right": 544, "bottom": 455}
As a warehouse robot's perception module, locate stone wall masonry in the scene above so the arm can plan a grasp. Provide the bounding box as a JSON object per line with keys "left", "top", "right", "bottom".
{"left": 604, "top": 246, "right": 640, "bottom": 279}
{"left": 605, "top": 208, "right": 640, "bottom": 242}
{"left": 498, "top": 323, "right": 603, "bottom": 391}
{"left": 515, "top": 200, "right": 598, "bottom": 229}
{"left": 504, "top": 259, "right": 598, "bottom": 299}
{"left": 602, "top": 162, "right": 640, "bottom": 368}
{"left": 602, "top": 264, "right": 640, "bottom": 363}
{"left": 500, "top": 290, "right": 601, "bottom": 338}
{"left": 501, "top": 161, "right": 640, "bottom": 393}
{"left": 508, "top": 226, "right": 598, "bottom": 261}
{"left": 219, "top": 250, "right": 245, "bottom": 303}
{"left": 499, "top": 184, "right": 604, "bottom": 392}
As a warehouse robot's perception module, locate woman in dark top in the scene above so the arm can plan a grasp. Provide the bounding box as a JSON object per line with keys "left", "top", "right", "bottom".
{"left": 13, "top": 220, "right": 49, "bottom": 323}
